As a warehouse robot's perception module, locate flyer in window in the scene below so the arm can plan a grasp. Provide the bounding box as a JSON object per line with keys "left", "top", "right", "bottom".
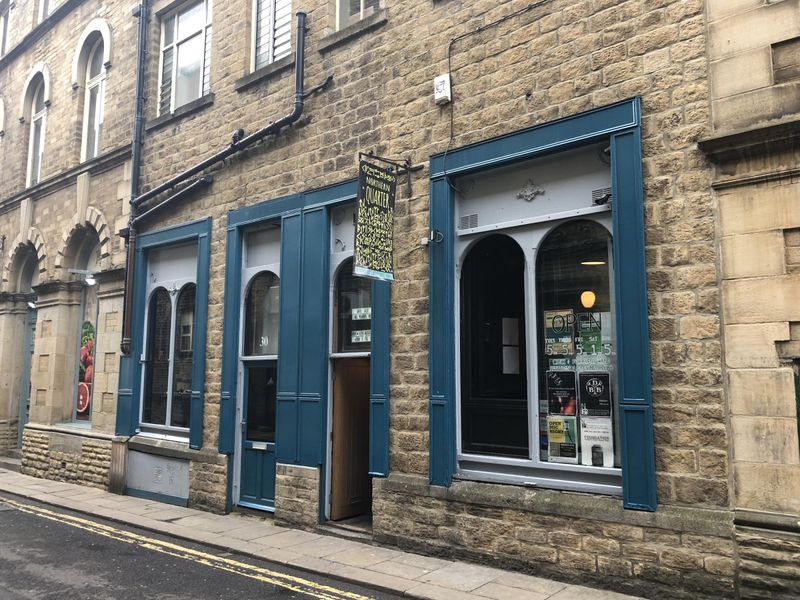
{"left": 578, "top": 372, "right": 611, "bottom": 418}
{"left": 575, "top": 311, "right": 613, "bottom": 371}
{"left": 580, "top": 415, "right": 614, "bottom": 467}
{"left": 544, "top": 309, "right": 574, "bottom": 356}
{"left": 547, "top": 370, "right": 577, "bottom": 416}
{"left": 547, "top": 415, "right": 578, "bottom": 463}
{"left": 548, "top": 357, "right": 575, "bottom": 371}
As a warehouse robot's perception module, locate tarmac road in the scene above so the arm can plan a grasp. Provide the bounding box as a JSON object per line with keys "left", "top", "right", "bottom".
{"left": 0, "top": 494, "right": 401, "bottom": 600}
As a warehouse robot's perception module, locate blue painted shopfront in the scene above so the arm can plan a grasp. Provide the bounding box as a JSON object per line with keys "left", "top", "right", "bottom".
{"left": 428, "top": 98, "right": 658, "bottom": 511}
{"left": 219, "top": 180, "right": 391, "bottom": 516}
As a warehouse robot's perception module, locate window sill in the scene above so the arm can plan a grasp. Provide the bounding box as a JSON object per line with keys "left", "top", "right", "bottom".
{"left": 235, "top": 54, "right": 294, "bottom": 93}
{"left": 129, "top": 433, "right": 225, "bottom": 464}
{"left": 317, "top": 10, "right": 388, "bottom": 54}
{"left": 146, "top": 93, "right": 215, "bottom": 133}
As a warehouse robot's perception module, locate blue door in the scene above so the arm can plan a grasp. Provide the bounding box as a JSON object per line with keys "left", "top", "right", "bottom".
{"left": 239, "top": 360, "right": 277, "bottom": 509}
{"left": 237, "top": 252, "right": 281, "bottom": 510}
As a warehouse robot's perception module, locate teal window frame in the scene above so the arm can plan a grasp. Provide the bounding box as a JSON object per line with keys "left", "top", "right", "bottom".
{"left": 428, "top": 98, "right": 657, "bottom": 511}
{"left": 116, "top": 218, "right": 211, "bottom": 450}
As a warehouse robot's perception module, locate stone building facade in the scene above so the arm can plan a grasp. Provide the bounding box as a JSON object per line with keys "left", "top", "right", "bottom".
{"left": 3, "top": 0, "right": 800, "bottom": 598}
{"left": 0, "top": 0, "right": 134, "bottom": 484}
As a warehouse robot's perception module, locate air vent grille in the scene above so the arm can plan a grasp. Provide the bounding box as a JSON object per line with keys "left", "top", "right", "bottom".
{"left": 459, "top": 213, "right": 478, "bottom": 230}
{"left": 592, "top": 188, "right": 612, "bottom": 205}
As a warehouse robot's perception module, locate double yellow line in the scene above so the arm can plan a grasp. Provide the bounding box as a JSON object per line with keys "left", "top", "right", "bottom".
{"left": 0, "top": 495, "right": 373, "bottom": 600}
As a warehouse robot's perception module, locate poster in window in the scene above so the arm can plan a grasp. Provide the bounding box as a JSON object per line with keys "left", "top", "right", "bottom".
{"left": 354, "top": 160, "right": 397, "bottom": 282}
{"left": 580, "top": 416, "right": 614, "bottom": 467}
{"left": 547, "top": 415, "right": 578, "bottom": 463}
{"left": 547, "top": 370, "right": 577, "bottom": 416}
{"left": 578, "top": 372, "right": 611, "bottom": 418}
{"left": 575, "top": 311, "right": 613, "bottom": 371}
{"left": 544, "top": 309, "right": 574, "bottom": 356}
{"left": 77, "top": 321, "right": 95, "bottom": 419}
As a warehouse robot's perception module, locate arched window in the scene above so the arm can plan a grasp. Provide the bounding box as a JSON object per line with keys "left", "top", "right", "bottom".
{"left": 82, "top": 37, "right": 105, "bottom": 161}
{"left": 535, "top": 220, "right": 617, "bottom": 468}
{"left": 460, "top": 235, "right": 528, "bottom": 458}
{"left": 243, "top": 271, "right": 280, "bottom": 356}
{"left": 27, "top": 78, "right": 46, "bottom": 186}
{"left": 142, "top": 287, "right": 172, "bottom": 426}
{"left": 171, "top": 283, "right": 195, "bottom": 428}
{"left": 333, "top": 258, "right": 371, "bottom": 353}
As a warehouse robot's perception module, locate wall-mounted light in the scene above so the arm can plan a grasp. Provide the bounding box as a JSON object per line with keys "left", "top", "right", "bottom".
{"left": 27, "top": 301, "right": 36, "bottom": 310}
{"left": 84, "top": 276, "right": 96, "bottom": 286}
{"left": 580, "top": 260, "right": 606, "bottom": 266}
{"left": 580, "top": 290, "right": 596, "bottom": 309}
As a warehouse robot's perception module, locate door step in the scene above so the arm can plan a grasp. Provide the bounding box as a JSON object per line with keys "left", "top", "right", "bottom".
{"left": 319, "top": 514, "right": 373, "bottom": 542}
{"left": 0, "top": 454, "right": 21, "bottom": 473}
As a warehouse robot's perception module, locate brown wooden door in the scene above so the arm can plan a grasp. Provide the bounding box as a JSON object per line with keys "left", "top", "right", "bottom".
{"left": 330, "top": 357, "right": 371, "bottom": 521}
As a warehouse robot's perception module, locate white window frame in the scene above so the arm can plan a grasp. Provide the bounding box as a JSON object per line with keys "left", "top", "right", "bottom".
{"left": 336, "top": 0, "right": 380, "bottom": 30}
{"left": 38, "top": 0, "right": 50, "bottom": 23}
{"left": 251, "top": 0, "right": 291, "bottom": 71}
{"left": 81, "top": 37, "right": 105, "bottom": 162}
{"left": 26, "top": 80, "right": 46, "bottom": 187}
{"left": 158, "top": 0, "right": 212, "bottom": 115}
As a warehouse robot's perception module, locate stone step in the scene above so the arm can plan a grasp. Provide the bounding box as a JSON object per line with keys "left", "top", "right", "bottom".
{"left": 0, "top": 454, "right": 21, "bottom": 473}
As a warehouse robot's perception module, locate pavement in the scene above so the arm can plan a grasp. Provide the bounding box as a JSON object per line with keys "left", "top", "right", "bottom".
{"left": 0, "top": 468, "right": 644, "bottom": 600}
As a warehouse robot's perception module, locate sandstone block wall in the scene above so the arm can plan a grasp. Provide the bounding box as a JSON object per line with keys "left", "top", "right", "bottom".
{"left": 275, "top": 464, "right": 320, "bottom": 528}
{"left": 374, "top": 475, "right": 735, "bottom": 600}
{"left": 736, "top": 526, "right": 800, "bottom": 599}
{"left": 20, "top": 427, "right": 112, "bottom": 488}
{"left": 188, "top": 458, "right": 228, "bottom": 514}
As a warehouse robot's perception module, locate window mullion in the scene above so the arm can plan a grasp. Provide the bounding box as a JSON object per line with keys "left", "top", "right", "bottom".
{"left": 165, "top": 293, "right": 179, "bottom": 426}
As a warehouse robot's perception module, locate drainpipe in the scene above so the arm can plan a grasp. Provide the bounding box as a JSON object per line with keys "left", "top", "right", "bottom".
{"left": 120, "top": 0, "right": 148, "bottom": 356}
{"left": 119, "top": 11, "right": 331, "bottom": 354}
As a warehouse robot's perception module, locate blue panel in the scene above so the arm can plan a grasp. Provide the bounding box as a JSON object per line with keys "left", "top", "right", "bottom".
{"left": 428, "top": 177, "right": 456, "bottom": 486}
{"left": 612, "top": 123, "right": 657, "bottom": 511}
{"left": 189, "top": 222, "right": 212, "bottom": 449}
{"left": 430, "top": 99, "right": 639, "bottom": 179}
{"left": 218, "top": 226, "right": 243, "bottom": 455}
{"left": 619, "top": 404, "right": 657, "bottom": 510}
{"left": 369, "top": 280, "right": 391, "bottom": 476}
{"left": 276, "top": 213, "right": 302, "bottom": 464}
{"left": 297, "top": 207, "right": 329, "bottom": 467}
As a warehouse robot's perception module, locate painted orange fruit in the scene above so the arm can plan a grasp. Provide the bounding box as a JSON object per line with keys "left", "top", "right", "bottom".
{"left": 77, "top": 383, "right": 90, "bottom": 413}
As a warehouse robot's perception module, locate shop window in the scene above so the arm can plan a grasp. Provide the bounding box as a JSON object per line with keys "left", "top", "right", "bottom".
{"left": 336, "top": 0, "right": 380, "bottom": 30}
{"left": 81, "top": 37, "right": 105, "bottom": 161}
{"left": 333, "top": 258, "right": 372, "bottom": 353}
{"left": 159, "top": 0, "right": 212, "bottom": 115}
{"left": 26, "top": 77, "right": 46, "bottom": 187}
{"left": 142, "top": 283, "right": 197, "bottom": 434}
{"left": 253, "top": 0, "right": 291, "bottom": 71}
{"left": 457, "top": 219, "right": 620, "bottom": 490}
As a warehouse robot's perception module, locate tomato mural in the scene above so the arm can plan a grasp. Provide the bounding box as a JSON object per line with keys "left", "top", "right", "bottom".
{"left": 77, "top": 321, "right": 94, "bottom": 419}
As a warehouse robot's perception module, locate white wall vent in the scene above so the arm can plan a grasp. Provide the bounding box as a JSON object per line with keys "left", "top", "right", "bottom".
{"left": 459, "top": 213, "right": 479, "bottom": 230}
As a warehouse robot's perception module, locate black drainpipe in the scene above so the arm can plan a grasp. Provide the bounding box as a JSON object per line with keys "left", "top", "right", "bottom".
{"left": 119, "top": 11, "right": 332, "bottom": 355}
{"left": 120, "top": 0, "right": 148, "bottom": 356}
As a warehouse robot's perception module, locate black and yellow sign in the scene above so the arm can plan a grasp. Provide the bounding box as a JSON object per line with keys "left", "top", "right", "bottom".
{"left": 354, "top": 160, "right": 397, "bottom": 282}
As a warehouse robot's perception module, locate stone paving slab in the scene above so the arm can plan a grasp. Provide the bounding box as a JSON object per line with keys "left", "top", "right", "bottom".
{"left": 0, "top": 469, "right": 646, "bottom": 600}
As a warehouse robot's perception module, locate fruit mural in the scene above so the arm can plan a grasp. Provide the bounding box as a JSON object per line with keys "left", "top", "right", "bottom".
{"left": 77, "top": 321, "right": 95, "bottom": 419}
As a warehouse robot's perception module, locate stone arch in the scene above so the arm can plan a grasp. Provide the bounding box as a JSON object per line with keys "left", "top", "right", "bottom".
{"left": 3, "top": 228, "right": 47, "bottom": 292}
{"left": 19, "top": 64, "right": 51, "bottom": 123}
{"left": 71, "top": 19, "right": 112, "bottom": 89}
{"left": 54, "top": 207, "right": 112, "bottom": 275}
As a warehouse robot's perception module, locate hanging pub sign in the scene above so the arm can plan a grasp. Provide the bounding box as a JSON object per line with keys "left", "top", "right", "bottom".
{"left": 354, "top": 160, "right": 397, "bottom": 282}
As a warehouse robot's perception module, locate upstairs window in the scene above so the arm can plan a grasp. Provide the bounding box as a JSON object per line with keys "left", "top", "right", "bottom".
{"left": 0, "top": 1, "right": 9, "bottom": 57}
{"left": 38, "top": 0, "right": 54, "bottom": 23}
{"left": 337, "top": 0, "right": 380, "bottom": 29}
{"left": 26, "top": 78, "right": 46, "bottom": 187}
{"left": 159, "top": 0, "right": 212, "bottom": 115}
{"left": 253, "top": 0, "right": 291, "bottom": 70}
{"left": 82, "top": 38, "right": 105, "bottom": 161}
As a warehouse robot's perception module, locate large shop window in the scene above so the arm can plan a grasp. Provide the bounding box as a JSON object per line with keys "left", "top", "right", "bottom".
{"left": 159, "top": 0, "right": 212, "bottom": 115}
{"left": 452, "top": 142, "right": 623, "bottom": 495}
{"left": 140, "top": 244, "right": 198, "bottom": 437}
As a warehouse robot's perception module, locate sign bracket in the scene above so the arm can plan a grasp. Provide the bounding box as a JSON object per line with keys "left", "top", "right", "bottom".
{"left": 359, "top": 151, "right": 423, "bottom": 196}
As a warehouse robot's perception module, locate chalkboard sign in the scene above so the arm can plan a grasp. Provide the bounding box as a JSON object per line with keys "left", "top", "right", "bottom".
{"left": 354, "top": 160, "right": 397, "bottom": 282}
